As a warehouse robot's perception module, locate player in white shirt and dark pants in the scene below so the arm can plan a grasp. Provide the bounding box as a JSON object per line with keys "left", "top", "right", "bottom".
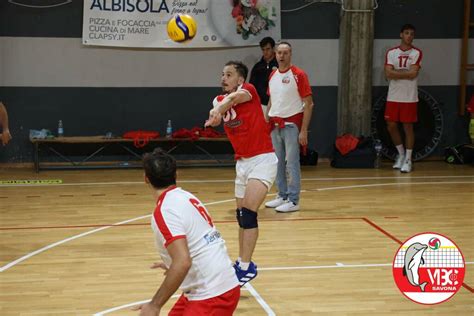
{"left": 384, "top": 24, "right": 423, "bottom": 173}
{"left": 133, "top": 148, "right": 240, "bottom": 316}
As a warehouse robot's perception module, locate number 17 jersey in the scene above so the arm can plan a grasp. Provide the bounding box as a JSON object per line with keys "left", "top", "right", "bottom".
{"left": 385, "top": 46, "right": 423, "bottom": 103}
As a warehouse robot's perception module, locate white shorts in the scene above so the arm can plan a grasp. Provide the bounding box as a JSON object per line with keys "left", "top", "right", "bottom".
{"left": 235, "top": 152, "right": 278, "bottom": 199}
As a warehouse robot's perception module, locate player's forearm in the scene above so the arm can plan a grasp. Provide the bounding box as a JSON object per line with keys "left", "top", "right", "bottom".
{"left": 215, "top": 93, "right": 238, "bottom": 115}
{"left": 301, "top": 97, "right": 314, "bottom": 132}
{"left": 150, "top": 259, "right": 191, "bottom": 308}
{"left": 385, "top": 69, "right": 417, "bottom": 80}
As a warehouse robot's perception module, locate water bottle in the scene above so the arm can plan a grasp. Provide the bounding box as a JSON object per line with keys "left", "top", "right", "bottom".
{"left": 58, "top": 120, "right": 64, "bottom": 137}
{"left": 374, "top": 139, "right": 382, "bottom": 168}
{"left": 166, "top": 120, "right": 172, "bottom": 138}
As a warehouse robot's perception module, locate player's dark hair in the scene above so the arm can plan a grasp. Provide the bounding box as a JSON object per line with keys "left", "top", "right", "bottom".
{"left": 225, "top": 61, "right": 248, "bottom": 80}
{"left": 143, "top": 148, "right": 177, "bottom": 189}
{"left": 400, "top": 24, "right": 416, "bottom": 33}
{"left": 260, "top": 37, "right": 275, "bottom": 48}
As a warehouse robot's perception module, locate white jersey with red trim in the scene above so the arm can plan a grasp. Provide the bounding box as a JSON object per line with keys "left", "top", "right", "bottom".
{"left": 268, "top": 65, "right": 313, "bottom": 118}
{"left": 151, "top": 186, "right": 238, "bottom": 300}
{"left": 385, "top": 46, "right": 423, "bottom": 102}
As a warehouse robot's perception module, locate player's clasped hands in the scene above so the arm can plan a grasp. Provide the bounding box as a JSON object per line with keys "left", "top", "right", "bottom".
{"left": 205, "top": 108, "right": 222, "bottom": 127}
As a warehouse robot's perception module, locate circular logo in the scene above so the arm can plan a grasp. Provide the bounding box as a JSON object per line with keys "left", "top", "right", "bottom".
{"left": 392, "top": 232, "right": 465, "bottom": 305}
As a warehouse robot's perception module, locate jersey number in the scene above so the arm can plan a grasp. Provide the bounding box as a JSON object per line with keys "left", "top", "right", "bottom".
{"left": 189, "top": 198, "right": 214, "bottom": 227}
{"left": 223, "top": 108, "right": 237, "bottom": 122}
{"left": 398, "top": 55, "right": 409, "bottom": 68}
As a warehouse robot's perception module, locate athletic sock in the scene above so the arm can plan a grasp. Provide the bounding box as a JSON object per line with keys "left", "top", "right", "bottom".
{"left": 396, "top": 144, "right": 405, "bottom": 156}
{"left": 406, "top": 149, "right": 413, "bottom": 161}
{"left": 240, "top": 261, "right": 250, "bottom": 270}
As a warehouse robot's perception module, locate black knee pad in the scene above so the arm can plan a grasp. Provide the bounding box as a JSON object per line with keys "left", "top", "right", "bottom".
{"left": 241, "top": 207, "right": 258, "bottom": 229}
{"left": 236, "top": 208, "right": 243, "bottom": 228}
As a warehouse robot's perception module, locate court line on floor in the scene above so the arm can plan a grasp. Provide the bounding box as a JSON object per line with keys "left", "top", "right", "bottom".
{"left": 244, "top": 283, "right": 276, "bottom": 316}
{"left": 93, "top": 296, "right": 179, "bottom": 316}
{"left": 93, "top": 286, "right": 274, "bottom": 316}
{"left": 0, "top": 214, "right": 150, "bottom": 272}
{"left": 1, "top": 181, "right": 472, "bottom": 273}
{"left": 259, "top": 261, "right": 474, "bottom": 271}
{"left": 0, "top": 175, "right": 472, "bottom": 187}
{"left": 314, "top": 181, "right": 474, "bottom": 192}
{"left": 94, "top": 259, "right": 474, "bottom": 315}
{"left": 0, "top": 217, "right": 363, "bottom": 231}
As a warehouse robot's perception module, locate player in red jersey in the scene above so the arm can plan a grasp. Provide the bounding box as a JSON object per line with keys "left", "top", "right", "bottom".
{"left": 205, "top": 61, "right": 278, "bottom": 286}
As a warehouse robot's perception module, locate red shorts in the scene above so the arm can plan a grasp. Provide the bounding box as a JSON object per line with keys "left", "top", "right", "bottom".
{"left": 168, "top": 286, "right": 240, "bottom": 316}
{"left": 384, "top": 101, "right": 418, "bottom": 123}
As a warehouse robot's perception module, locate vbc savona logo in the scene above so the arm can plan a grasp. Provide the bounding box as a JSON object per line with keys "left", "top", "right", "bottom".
{"left": 392, "top": 232, "right": 466, "bottom": 305}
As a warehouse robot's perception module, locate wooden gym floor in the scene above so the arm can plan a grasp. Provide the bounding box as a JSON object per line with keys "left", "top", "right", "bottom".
{"left": 0, "top": 161, "right": 473, "bottom": 315}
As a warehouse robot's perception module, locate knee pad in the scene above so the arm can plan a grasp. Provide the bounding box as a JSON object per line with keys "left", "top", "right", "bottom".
{"left": 236, "top": 208, "right": 243, "bottom": 228}
{"left": 240, "top": 207, "right": 258, "bottom": 229}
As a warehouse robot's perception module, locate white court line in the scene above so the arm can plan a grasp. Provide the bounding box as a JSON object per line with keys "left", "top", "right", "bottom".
{"left": 1, "top": 181, "right": 473, "bottom": 272}
{"left": 315, "top": 181, "right": 474, "bottom": 191}
{"left": 0, "top": 214, "right": 150, "bottom": 272}
{"left": 93, "top": 295, "right": 179, "bottom": 316}
{"left": 93, "top": 289, "right": 254, "bottom": 316}
{"left": 1, "top": 175, "right": 473, "bottom": 187}
{"left": 92, "top": 260, "right": 474, "bottom": 315}
{"left": 259, "top": 262, "right": 474, "bottom": 272}
{"left": 244, "top": 283, "right": 276, "bottom": 316}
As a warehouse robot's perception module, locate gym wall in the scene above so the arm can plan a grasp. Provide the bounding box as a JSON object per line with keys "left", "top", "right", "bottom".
{"left": 0, "top": 0, "right": 472, "bottom": 162}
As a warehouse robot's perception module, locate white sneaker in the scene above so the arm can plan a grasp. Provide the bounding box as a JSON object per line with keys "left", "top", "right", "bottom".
{"left": 265, "top": 197, "right": 287, "bottom": 208}
{"left": 275, "top": 201, "right": 300, "bottom": 213}
{"left": 393, "top": 154, "right": 405, "bottom": 169}
{"left": 401, "top": 159, "right": 412, "bottom": 173}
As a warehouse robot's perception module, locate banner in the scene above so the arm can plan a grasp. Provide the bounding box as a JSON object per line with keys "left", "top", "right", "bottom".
{"left": 82, "top": 0, "right": 281, "bottom": 48}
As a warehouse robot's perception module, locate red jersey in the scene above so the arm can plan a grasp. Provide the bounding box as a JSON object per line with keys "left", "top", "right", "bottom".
{"left": 215, "top": 83, "right": 274, "bottom": 160}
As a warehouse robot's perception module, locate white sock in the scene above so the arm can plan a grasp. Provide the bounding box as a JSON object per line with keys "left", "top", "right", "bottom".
{"left": 237, "top": 257, "right": 242, "bottom": 263}
{"left": 396, "top": 144, "right": 405, "bottom": 156}
{"left": 406, "top": 149, "right": 413, "bottom": 161}
{"left": 240, "top": 261, "right": 250, "bottom": 270}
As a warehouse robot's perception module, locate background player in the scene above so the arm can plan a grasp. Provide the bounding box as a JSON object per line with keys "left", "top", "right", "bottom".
{"left": 384, "top": 24, "right": 422, "bottom": 173}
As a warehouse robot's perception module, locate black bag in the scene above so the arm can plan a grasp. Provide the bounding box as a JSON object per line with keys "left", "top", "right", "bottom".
{"left": 445, "top": 144, "right": 474, "bottom": 164}
{"left": 300, "top": 148, "right": 318, "bottom": 166}
{"left": 331, "top": 137, "right": 375, "bottom": 168}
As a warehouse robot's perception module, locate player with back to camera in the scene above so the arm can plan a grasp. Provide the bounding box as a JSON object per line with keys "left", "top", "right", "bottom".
{"left": 133, "top": 148, "right": 240, "bottom": 316}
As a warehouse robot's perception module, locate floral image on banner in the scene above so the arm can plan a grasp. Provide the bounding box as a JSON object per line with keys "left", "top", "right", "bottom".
{"left": 231, "top": 0, "right": 277, "bottom": 40}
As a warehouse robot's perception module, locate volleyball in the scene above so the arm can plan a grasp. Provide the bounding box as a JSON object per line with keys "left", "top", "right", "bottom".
{"left": 428, "top": 237, "right": 441, "bottom": 250}
{"left": 167, "top": 14, "right": 197, "bottom": 43}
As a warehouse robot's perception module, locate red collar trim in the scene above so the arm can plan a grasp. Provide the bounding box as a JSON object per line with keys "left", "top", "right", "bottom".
{"left": 278, "top": 65, "right": 293, "bottom": 74}
{"left": 156, "top": 185, "right": 177, "bottom": 203}
{"left": 398, "top": 45, "right": 413, "bottom": 52}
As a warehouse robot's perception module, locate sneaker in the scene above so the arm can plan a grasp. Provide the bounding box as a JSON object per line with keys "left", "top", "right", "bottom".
{"left": 275, "top": 201, "right": 300, "bottom": 213}
{"left": 234, "top": 261, "right": 258, "bottom": 287}
{"left": 400, "top": 159, "right": 412, "bottom": 173}
{"left": 393, "top": 154, "right": 405, "bottom": 169}
{"left": 265, "top": 196, "right": 287, "bottom": 208}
